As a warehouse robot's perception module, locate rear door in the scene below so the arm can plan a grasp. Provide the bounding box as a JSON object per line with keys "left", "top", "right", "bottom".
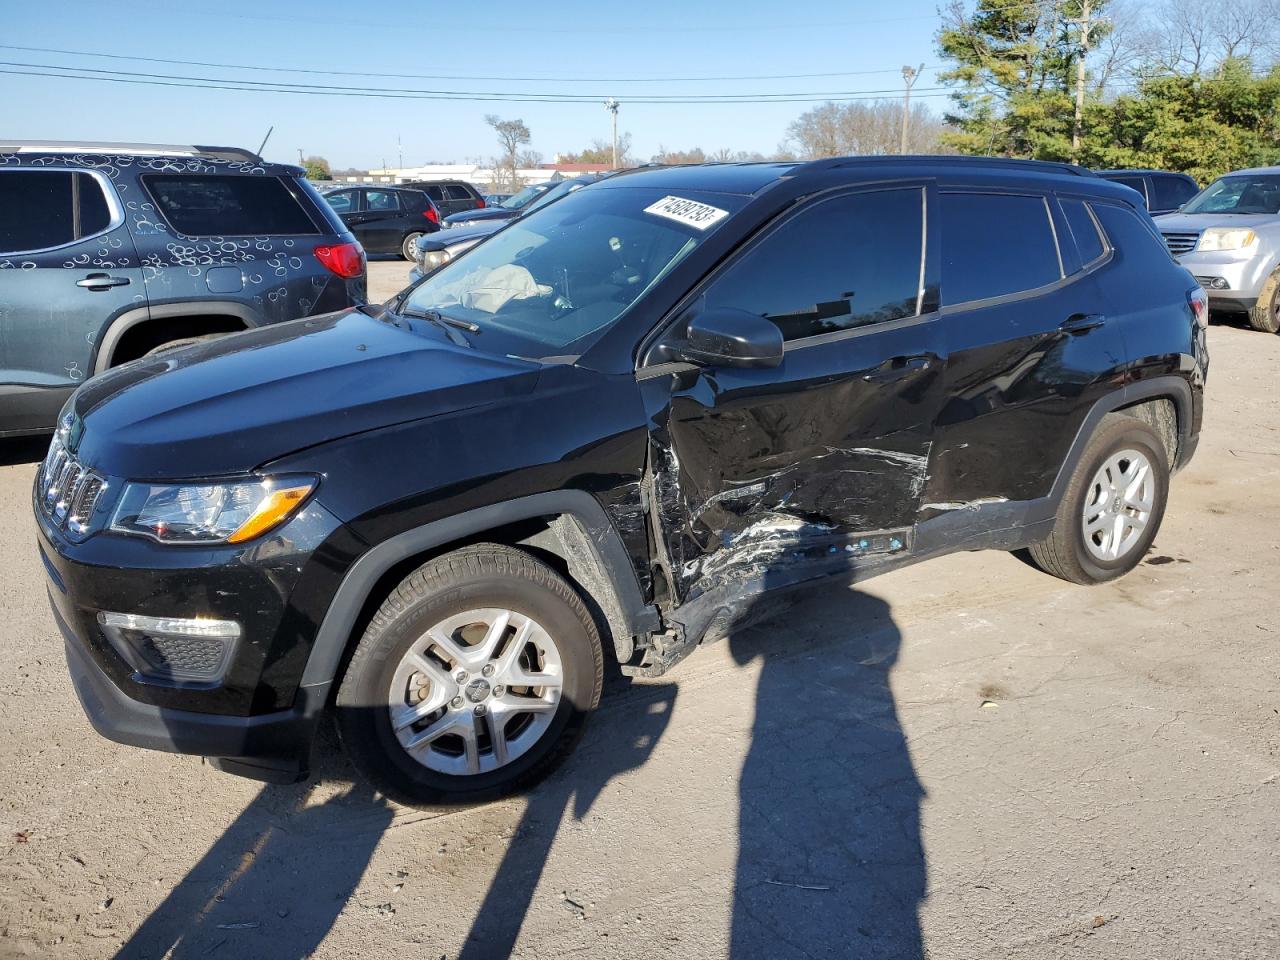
{"left": 642, "top": 183, "right": 946, "bottom": 602}
{"left": 356, "top": 189, "right": 407, "bottom": 253}
{"left": 443, "top": 183, "right": 479, "bottom": 216}
{"left": 0, "top": 168, "right": 144, "bottom": 394}
{"left": 926, "top": 189, "right": 1124, "bottom": 509}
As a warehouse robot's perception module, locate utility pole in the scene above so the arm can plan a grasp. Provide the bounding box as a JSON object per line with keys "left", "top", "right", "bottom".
{"left": 397, "top": 135, "right": 403, "bottom": 170}
{"left": 297, "top": 147, "right": 304, "bottom": 165}
{"left": 1070, "top": 0, "right": 1095, "bottom": 164}
{"left": 604, "top": 98, "right": 620, "bottom": 169}
{"left": 900, "top": 64, "right": 924, "bottom": 154}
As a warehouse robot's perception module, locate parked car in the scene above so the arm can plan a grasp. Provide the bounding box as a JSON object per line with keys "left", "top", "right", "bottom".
{"left": 1096, "top": 169, "right": 1199, "bottom": 216}
{"left": 395, "top": 179, "right": 487, "bottom": 218}
{"left": 409, "top": 174, "right": 609, "bottom": 281}
{"left": 322, "top": 185, "right": 441, "bottom": 260}
{"left": 0, "top": 141, "right": 366, "bottom": 438}
{"left": 442, "top": 180, "right": 558, "bottom": 228}
{"left": 37, "top": 157, "right": 1206, "bottom": 807}
{"left": 485, "top": 193, "right": 513, "bottom": 206}
{"left": 1154, "top": 166, "right": 1280, "bottom": 332}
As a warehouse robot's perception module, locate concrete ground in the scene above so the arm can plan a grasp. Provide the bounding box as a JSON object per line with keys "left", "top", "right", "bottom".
{"left": 1, "top": 293, "right": 1278, "bottom": 959}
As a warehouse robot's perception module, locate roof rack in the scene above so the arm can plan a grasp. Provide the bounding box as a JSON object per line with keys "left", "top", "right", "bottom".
{"left": 0, "top": 141, "right": 265, "bottom": 163}
{"left": 818, "top": 155, "right": 1095, "bottom": 177}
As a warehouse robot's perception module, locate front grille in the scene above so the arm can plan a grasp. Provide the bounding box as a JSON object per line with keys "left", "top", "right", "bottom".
{"left": 1162, "top": 231, "right": 1200, "bottom": 256}
{"left": 38, "top": 439, "right": 106, "bottom": 536}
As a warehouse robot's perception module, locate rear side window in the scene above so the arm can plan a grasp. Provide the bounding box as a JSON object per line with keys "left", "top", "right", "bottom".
{"left": 365, "top": 190, "right": 401, "bottom": 212}
{"left": 0, "top": 170, "right": 113, "bottom": 253}
{"left": 143, "top": 175, "right": 318, "bottom": 236}
{"left": 1151, "top": 175, "right": 1196, "bottom": 211}
{"left": 1091, "top": 201, "right": 1177, "bottom": 269}
{"left": 1060, "top": 198, "right": 1106, "bottom": 266}
{"left": 422, "top": 185, "right": 445, "bottom": 202}
{"left": 703, "top": 187, "right": 924, "bottom": 342}
{"left": 325, "top": 190, "right": 356, "bottom": 213}
{"left": 940, "top": 193, "right": 1062, "bottom": 305}
{"left": 1107, "top": 175, "right": 1148, "bottom": 203}
{"left": 444, "top": 184, "right": 475, "bottom": 201}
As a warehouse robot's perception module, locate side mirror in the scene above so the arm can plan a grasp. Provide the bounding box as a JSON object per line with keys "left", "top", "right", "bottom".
{"left": 675, "top": 307, "right": 784, "bottom": 369}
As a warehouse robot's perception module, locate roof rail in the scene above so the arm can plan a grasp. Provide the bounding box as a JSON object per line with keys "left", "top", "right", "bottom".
{"left": 813, "top": 154, "right": 1096, "bottom": 177}
{"left": 0, "top": 141, "right": 265, "bottom": 163}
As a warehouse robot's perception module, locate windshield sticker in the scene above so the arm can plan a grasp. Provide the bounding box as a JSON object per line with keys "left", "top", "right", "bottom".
{"left": 643, "top": 196, "right": 730, "bottom": 231}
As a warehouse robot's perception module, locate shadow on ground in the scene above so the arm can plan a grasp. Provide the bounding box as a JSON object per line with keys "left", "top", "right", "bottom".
{"left": 0, "top": 435, "right": 49, "bottom": 467}
{"left": 114, "top": 586, "right": 923, "bottom": 959}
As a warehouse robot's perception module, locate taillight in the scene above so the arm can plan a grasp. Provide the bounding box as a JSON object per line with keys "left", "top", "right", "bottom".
{"left": 313, "top": 241, "right": 365, "bottom": 279}
{"left": 475, "top": 198, "right": 486, "bottom": 209}
{"left": 1188, "top": 285, "right": 1208, "bottom": 330}
{"left": 424, "top": 205, "right": 440, "bottom": 225}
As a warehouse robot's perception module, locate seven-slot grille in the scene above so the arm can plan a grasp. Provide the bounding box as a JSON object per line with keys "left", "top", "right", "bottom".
{"left": 1161, "top": 231, "right": 1200, "bottom": 256}
{"left": 38, "top": 440, "right": 105, "bottom": 534}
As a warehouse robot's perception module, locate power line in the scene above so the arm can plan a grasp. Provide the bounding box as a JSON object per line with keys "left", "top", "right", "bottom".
{"left": 0, "top": 44, "right": 943, "bottom": 84}
{"left": 0, "top": 62, "right": 952, "bottom": 104}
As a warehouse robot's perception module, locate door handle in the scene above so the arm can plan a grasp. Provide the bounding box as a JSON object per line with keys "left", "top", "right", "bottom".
{"left": 862, "top": 355, "right": 932, "bottom": 383}
{"left": 1060, "top": 313, "right": 1106, "bottom": 335}
{"left": 76, "top": 273, "right": 131, "bottom": 290}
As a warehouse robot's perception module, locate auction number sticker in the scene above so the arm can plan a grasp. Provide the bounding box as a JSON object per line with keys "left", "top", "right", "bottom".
{"left": 643, "top": 195, "right": 730, "bottom": 230}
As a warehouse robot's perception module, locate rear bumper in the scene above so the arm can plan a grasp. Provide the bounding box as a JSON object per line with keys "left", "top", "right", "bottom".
{"left": 57, "top": 597, "right": 326, "bottom": 783}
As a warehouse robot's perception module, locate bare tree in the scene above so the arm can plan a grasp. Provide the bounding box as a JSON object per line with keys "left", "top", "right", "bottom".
{"left": 786, "top": 100, "right": 949, "bottom": 158}
{"left": 485, "top": 114, "right": 531, "bottom": 191}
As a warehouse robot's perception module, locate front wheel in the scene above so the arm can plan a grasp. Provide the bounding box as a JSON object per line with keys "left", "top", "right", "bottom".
{"left": 1248, "top": 268, "right": 1280, "bottom": 334}
{"left": 335, "top": 544, "right": 604, "bottom": 807}
{"left": 400, "top": 232, "right": 424, "bottom": 262}
{"left": 1025, "top": 414, "right": 1170, "bottom": 584}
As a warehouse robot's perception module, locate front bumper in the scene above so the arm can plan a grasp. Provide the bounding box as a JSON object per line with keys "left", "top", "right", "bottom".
{"left": 1175, "top": 250, "right": 1274, "bottom": 309}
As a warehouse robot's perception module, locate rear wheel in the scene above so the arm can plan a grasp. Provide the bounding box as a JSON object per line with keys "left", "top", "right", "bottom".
{"left": 1025, "top": 415, "right": 1169, "bottom": 584}
{"left": 336, "top": 544, "right": 604, "bottom": 807}
{"left": 1248, "top": 268, "right": 1280, "bottom": 333}
{"left": 400, "top": 232, "right": 424, "bottom": 262}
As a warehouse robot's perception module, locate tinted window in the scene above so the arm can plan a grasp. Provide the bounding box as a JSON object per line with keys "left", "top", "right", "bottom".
{"left": 1151, "top": 175, "right": 1196, "bottom": 211}
{"left": 444, "top": 184, "right": 475, "bottom": 201}
{"left": 1106, "top": 175, "right": 1148, "bottom": 203}
{"left": 1091, "top": 201, "right": 1177, "bottom": 270}
{"left": 325, "top": 190, "right": 356, "bottom": 213}
{"left": 0, "top": 170, "right": 114, "bottom": 253}
{"left": 1060, "top": 198, "right": 1106, "bottom": 266}
{"left": 143, "top": 175, "right": 318, "bottom": 236}
{"left": 703, "top": 188, "right": 924, "bottom": 342}
{"left": 940, "top": 193, "right": 1061, "bottom": 305}
{"left": 422, "top": 185, "right": 445, "bottom": 202}
{"left": 365, "top": 190, "right": 400, "bottom": 212}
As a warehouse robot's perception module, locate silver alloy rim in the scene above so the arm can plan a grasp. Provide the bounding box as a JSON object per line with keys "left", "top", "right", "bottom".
{"left": 388, "top": 608, "right": 564, "bottom": 777}
{"left": 1081, "top": 448, "right": 1155, "bottom": 562}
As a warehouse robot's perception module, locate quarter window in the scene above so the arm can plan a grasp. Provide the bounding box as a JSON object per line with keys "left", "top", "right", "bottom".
{"left": 0, "top": 170, "right": 114, "bottom": 253}
{"left": 1091, "top": 202, "right": 1176, "bottom": 269}
{"left": 940, "top": 192, "right": 1062, "bottom": 305}
{"left": 1151, "top": 175, "right": 1196, "bottom": 211}
{"left": 1060, "top": 198, "right": 1106, "bottom": 266}
{"left": 143, "top": 175, "right": 319, "bottom": 236}
{"left": 701, "top": 188, "right": 925, "bottom": 342}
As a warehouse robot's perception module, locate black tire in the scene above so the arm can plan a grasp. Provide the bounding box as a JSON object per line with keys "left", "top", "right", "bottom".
{"left": 1025, "top": 414, "right": 1170, "bottom": 585}
{"left": 400, "top": 232, "right": 424, "bottom": 262}
{"left": 140, "top": 333, "right": 227, "bottom": 358}
{"left": 335, "top": 544, "right": 604, "bottom": 807}
{"left": 1248, "top": 268, "right": 1280, "bottom": 334}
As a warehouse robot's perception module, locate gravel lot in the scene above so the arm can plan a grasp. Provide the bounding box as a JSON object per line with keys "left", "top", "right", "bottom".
{"left": 1, "top": 303, "right": 1278, "bottom": 959}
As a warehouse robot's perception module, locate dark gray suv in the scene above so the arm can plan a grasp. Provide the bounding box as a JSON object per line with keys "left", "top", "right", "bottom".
{"left": 0, "top": 141, "right": 367, "bottom": 437}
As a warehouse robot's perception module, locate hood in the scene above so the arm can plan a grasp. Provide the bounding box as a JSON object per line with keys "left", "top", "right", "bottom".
{"left": 71, "top": 310, "right": 540, "bottom": 480}
{"left": 1153, "top": 211, "right": 1279, "bottom": 232}
{"left": 443, "top": 208, "right": 520, "bottom": 227}
{"left": 420, "top": 219, "right": 504, "bottom": 251}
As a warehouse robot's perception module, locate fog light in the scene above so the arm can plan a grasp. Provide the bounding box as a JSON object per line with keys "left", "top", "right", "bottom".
{"left": 97, "top": 612, "right": 240, "bottom": 685}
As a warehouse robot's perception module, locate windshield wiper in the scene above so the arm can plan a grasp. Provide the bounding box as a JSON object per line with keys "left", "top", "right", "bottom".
{"left": 400, "top": 305, "right": 480, "bottom": 346}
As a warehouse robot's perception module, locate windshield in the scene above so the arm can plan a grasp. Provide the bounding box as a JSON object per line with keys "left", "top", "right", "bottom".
{"left": 523, "top": 179, "right": 588, "bottom": 214}
{"left": 401, "top": 186, "right": 742, "bottom": 357}
{"left": 499, "top": 184, "right": 548, "bottom": 209}
{"left": 1182, "top": 175, "right": 1280, "bottom": 215}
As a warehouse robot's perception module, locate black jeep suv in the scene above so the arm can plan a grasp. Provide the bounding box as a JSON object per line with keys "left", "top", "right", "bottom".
{"left": 35, "top": 158, "right": 1208, "bottom": 807}
{"left": 0, "top": 141, "right": 366, "bottom": 437}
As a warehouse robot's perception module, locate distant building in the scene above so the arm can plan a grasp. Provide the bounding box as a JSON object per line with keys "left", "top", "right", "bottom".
{"left": 336, "top": 161, "right": 613, "bottom": 190}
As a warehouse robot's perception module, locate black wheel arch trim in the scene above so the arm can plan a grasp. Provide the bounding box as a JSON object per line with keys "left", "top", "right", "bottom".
{"left": 92, "top": 300, "right": 262, "bottom": 374}
{"left": 301, "top": 490, "right": 659, "bottom": 694}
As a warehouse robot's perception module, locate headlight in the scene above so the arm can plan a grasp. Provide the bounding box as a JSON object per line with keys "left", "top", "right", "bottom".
{"left": 422, "top": 249, "right": 452, "bottom": 272}
{"left": 111, "top": 475, "right": 316, "bottom": 544}
{"left": 1198, "top": 227, "right": 1257, "bottom": 251}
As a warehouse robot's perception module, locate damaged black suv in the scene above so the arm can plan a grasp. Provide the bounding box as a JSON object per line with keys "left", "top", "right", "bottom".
{"left": 36, "top": 158, "right": 1207, "bottom": 807}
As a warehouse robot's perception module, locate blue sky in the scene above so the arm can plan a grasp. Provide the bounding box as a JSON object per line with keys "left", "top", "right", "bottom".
{"left": 3, "top": 0, "right": 950, "bottom": 169}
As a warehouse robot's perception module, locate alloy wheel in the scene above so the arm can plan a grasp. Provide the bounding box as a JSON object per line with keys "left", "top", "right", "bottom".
{"left": 1081, "top": 448, "right": 1155, "bottom": 562}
